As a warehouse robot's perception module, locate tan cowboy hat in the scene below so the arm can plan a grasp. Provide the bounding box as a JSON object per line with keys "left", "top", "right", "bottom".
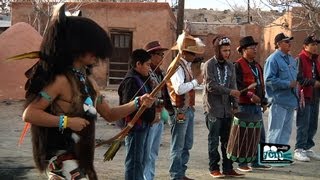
{"left": 171, "top": 34, "right": 205, "bottom": 54}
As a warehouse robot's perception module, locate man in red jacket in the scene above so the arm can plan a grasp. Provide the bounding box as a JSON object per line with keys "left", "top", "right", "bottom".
{"left": 294, "top": 35, "right": 320, "bottom": 162}
{"left": 235, "top": 36, "right": 272, "bottom": 172}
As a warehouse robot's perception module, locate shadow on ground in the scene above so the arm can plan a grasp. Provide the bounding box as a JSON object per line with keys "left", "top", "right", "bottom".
{"left": 0, "top": 157, "right": 41, "bottom": 180}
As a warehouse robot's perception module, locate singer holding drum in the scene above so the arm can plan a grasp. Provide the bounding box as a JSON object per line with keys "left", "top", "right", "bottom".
{"left": 234, "top": 36, "right": 272, "bottom": 172}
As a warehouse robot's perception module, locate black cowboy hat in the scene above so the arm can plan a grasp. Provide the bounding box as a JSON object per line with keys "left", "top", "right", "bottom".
{"left": 237, "top": 36, "right": 258, "bottom": 53}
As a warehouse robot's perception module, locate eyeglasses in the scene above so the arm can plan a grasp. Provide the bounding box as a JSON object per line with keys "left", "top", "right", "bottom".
{"left": 154, "top": 52, "right": 164, "bottom": 57}
{"left": 219, "top": 37, "right": 231, "bottom": 45}
{"left": 246, "top": 45, "right": 257, "bottom": 49}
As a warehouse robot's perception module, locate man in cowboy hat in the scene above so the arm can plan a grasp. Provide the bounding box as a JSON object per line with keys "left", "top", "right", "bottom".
{"left": 294, "top": 35, "right": 320, "bottom": 162}
{"left": 166, "top": 35, "right": 204, "bottom": 180}
{"left": 264, "top": 32, "right": 298, "bottom": 145}
{"left": 143, "top": 41, "right": 173, "bottom": 180}
{"left": 235, "top": 36, "right": 272, "bottom": 172}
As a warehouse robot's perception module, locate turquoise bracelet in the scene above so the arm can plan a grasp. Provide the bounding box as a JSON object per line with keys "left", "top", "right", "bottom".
{"left": 59, "top": 115, "right": 64, "bottom": 132}
{"left": 134, "top": 96, "right": 140, "bottom": 109}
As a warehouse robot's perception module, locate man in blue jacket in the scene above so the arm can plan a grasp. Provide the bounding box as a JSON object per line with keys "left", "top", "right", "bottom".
{"left": 264, "top": 33, "right": 298, "bottom": 145}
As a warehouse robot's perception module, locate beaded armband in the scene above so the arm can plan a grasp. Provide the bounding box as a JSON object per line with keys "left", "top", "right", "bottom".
{"left": 39, "top": 91, "right": 52, "bottom": 103}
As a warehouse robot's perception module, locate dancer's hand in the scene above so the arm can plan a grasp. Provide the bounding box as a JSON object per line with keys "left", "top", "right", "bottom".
{"left": 68, "top": 117, "right": 90, "bottom": 131}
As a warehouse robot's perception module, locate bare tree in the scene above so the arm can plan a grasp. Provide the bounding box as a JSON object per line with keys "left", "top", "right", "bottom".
{"left": 219, "top": 0, "right": 284, "bottom": 26}
{"left": 223, "top": 0, "right": 319, "bottom": 35}
{"left": 0, "top": 0, "right": 10, "bottom": 16}
{"left": 265, "top": 0, "right": 320, "bottom": 35}
{"left": 29, "top": 0, "right": 56, "bottom": 35}
{"left": 12, "top": 0, "right": 88, "bottom": 35}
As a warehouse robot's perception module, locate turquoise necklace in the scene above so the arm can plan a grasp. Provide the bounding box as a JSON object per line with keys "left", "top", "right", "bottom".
{"left": 217, "top": 65, "right": 228, "bottom": 86}
{"left": 72, "top": 67, "right": 97, "bottom": 117}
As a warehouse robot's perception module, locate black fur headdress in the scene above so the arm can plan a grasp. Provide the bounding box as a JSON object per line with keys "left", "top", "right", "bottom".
{"left": 22, "top": 3, "right": 113, "bottom": 99}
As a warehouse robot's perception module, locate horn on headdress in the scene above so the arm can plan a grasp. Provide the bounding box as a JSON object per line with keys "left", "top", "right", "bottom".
{"left": 51, "top": 3, "right": 67, "bottom": 23}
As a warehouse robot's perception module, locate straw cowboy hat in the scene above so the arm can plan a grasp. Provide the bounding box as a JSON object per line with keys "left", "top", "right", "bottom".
{"left": 171, "top": 34, "right": 205, "bottom": 54}
{"left": 143, "top": 41, "right": 168, "bottom": 52}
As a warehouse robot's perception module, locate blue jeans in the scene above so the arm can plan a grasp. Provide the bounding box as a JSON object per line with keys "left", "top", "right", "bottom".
{"left": 206, "top": 113, "right": 233, "bottom": 173}
{"left": 238, "top": 105, "right": 266, "bottom": 167}
{"left": 169, "top": 107, "right": 194, "bottom": 180}
{"left": 125, "top": 126, "right": 150, "bottom": 180}
{"left": 143, "top": 121, "right": 164, "bottom": 180}
{"left": 267, "top": 103, "right": 295, "bottom": 145}
{"left": 295, "top": 100, "right": 319, "bottom": 150}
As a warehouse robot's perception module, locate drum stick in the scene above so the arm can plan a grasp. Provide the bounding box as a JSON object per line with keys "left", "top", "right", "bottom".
{"left": 240, "top": 82, "right": 257, "bottom": 93}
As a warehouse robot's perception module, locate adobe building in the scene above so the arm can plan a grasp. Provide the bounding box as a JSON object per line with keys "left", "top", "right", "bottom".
{"left": 10, "top": 2, "right": 176, "bottom": 89}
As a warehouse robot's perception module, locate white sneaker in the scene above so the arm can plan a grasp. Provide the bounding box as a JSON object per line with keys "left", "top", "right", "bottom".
{"left": 294, "top": 149, "right": 310, "bottom": 162}
{"left": 306, "top": 150, "right": 320, "bottom": 160}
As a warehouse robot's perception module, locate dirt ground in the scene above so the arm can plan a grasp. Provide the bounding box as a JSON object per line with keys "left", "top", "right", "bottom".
{"left": 0, "top": 90, "right": 320, "bottom": 180}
